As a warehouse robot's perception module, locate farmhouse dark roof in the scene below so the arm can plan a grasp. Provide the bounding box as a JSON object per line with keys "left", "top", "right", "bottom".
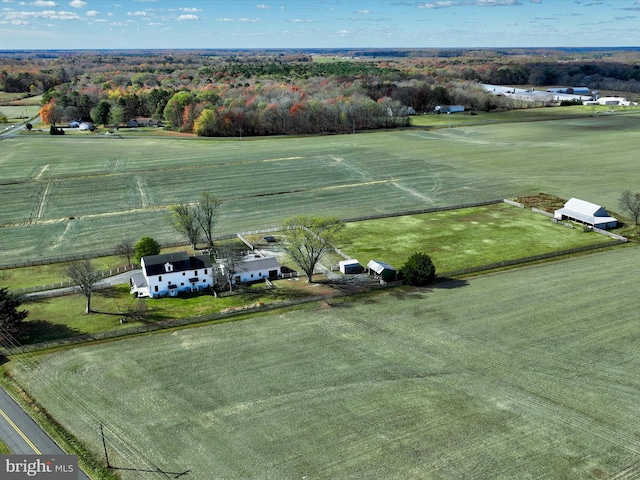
{"left": 142, "top": 252, "right": 212, "bottom": 276}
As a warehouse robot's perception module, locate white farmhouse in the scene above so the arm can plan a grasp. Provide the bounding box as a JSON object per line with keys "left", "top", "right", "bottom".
{"left": 130, "top": 251, "right": 213, "bottom": 298}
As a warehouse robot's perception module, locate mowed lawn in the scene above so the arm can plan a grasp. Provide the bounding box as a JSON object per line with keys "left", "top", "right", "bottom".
{"left": 1, "top": 111, "right": 640, "bottom": 265}
{"left": 10, "top": 246, "right": 640, "bottom": 479}
{"left": 337, "top": 203, "right": 616, "bottom": 273}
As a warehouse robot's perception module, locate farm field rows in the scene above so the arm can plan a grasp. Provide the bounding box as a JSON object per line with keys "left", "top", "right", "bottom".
{"left": 10, "top": 246, "right": 640, "bottom": 479}
{"left": 1, "top": 112, "right": 639, "bottom": 264}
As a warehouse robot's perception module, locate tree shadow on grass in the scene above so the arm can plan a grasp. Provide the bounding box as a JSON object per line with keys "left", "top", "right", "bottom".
{"left": 432, "top": 277, "right": 469, "bottom": 289}
{"left": 15, "top": 320, "right": 83, "bottom": 345}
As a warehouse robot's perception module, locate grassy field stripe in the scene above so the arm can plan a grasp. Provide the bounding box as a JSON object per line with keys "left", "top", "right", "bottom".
{"left": 35, "top": 164, "right": 49, "bottom": 180}
{"left": 391, "top": 181, "right": 435, "bottom": 203}
{"left": 135, "top": 177, "right": 148, "bottom": 208}
{"left": 49, "top": 220, "right": 73, "bottom": 251}
{"left": 36, "top": 181, "right": 51, "bottom": 219}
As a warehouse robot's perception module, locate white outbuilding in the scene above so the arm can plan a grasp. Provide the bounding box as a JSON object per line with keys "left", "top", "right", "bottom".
{"left": 554, "top": 198, "right": 618, "bottom": 229}
{"left": 339, "top": 259, "right": 362, "bottom": 274}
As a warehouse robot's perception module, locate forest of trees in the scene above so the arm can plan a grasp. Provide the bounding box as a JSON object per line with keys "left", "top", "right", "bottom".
{"left": 3, "top": 48, "right": 640, "bottom": 137}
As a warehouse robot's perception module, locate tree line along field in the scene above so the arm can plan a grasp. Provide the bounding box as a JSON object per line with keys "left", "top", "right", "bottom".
{"left": 1, "top": 111, "right": 640, "bottom": 266}
{"left": 8, "top": 246, "right": 640, "bottom": 479}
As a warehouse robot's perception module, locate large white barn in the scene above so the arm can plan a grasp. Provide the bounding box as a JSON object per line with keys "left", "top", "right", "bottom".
{"left": 554, "top": 198, "right": 618, "bottom": 230}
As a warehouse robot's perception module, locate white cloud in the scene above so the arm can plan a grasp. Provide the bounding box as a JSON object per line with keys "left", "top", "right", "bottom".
{"left": 238, "top": 17, "right": 259, "bottom": 23}
{"left": 3, "top": 9, "right": 81, "bottom": 19}
{"left": 176, "top": 14, "right": 198, "bottom": 21}
{"left": 128, "top": 10, "right": 146, "bottom": 16}
{"left": 11, "top": 18, "right": 28, "bottom": 24}
{"left": 31, "top": 0, "right": 58, "bottom": 6}
{"left": 69, "top": 0, "right": 85, "bottom": 7}
{"left": 257, "top": 4, "right": 270, "bottom": 9}
{"left": 180, "top": 7, "right": 200, "bottom": 12}
{"left": 86, "top": 9, "right": 99, "bottom": 16}
{"left": 355, "top": 10, "right": 372, "bottom": 14}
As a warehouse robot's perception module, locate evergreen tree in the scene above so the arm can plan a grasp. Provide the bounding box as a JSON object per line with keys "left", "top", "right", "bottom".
{"left": 399, "top": 252, "right": 436, "bottom": 286}
{"left": 0, "top": 288, "right": 28, "bottom": 332}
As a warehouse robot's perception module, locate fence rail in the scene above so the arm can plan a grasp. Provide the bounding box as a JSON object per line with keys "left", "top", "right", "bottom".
{"left": 11, "top": 265, "right": 135, "bottom": 295}
{"left": 1, "top": 280, "right": 394, "bottom": 355}
{"left": 437, "top": 240, "right": 624, "bottom": 279}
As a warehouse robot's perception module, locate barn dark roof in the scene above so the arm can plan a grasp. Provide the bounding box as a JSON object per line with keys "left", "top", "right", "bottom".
{"left": 142, "top": 252, "right": 212, "bottom": 276}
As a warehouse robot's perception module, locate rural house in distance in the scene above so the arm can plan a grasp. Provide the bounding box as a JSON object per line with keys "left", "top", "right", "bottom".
{"left": 130, "top": 252, "right": 213, "bottom": 298}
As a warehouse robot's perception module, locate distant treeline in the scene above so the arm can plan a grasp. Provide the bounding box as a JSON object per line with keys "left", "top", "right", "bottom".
{"left": 3, "top": 48, "right": 640, "bottom": 136}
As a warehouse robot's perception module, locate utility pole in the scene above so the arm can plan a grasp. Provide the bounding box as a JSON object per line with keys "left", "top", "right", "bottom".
{"left": 100, "top": 423, "right": 111, "bottom": 469}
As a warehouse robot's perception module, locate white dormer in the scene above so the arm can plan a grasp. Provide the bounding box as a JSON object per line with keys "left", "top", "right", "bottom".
{"left": 164, "top": 262, "right": 174, "bottom": 273}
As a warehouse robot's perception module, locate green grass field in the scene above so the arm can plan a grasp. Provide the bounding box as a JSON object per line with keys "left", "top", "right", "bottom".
{"left": 337, "top": 203, "right": 613, "bottom": 273}
{"left": 6, "top": 203, "right": 618, "bottom": 345}
{"left": 2, "top": 111, "right": 640, "bottom": 265}
{"left": 9, "top": 246, "right": 640, "bottom": 479}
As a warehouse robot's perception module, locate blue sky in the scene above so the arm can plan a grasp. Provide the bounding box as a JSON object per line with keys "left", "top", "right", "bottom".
{"left": 1, "top": 0, "right": 640, "bottom": 50}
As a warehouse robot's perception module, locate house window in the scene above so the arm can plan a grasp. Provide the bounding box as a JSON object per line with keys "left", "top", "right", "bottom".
{"left": 204, "top": 269, "right": 207, "bottom": 274}
{"left": 194, "top": 270, "right": 198, "bottom": 276}
{"left": 159, "top": 276, "right": 162, "bottom": 282}
{"left": 181, "top": 283, "right": 184, "bottom": 286}
{"left": 154, "top": 286, "right": 158, "bottom": 292}
{"left": 251, "top": 274, "right": 254, "bottom": 278}
{"left": 182, "top": 272, "right": 186, "bottom": 276}
{"left": 164, "top": 262, "right": 173, "bottom": 273}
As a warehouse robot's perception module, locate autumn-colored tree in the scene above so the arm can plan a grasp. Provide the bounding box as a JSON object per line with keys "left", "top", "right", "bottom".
{"left": 163, "top": 91, "right": 195, "bottom": 131}
{"left": 39, "top": 99, "right": 63, "bottom": 126}
{"left": 193, "top": 108, "right": 217, "bottom": 136}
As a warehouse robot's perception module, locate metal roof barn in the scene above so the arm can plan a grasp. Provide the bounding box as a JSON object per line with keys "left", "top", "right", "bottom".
{"left": 554, "top": 198, "right": 618, "bottom": 229}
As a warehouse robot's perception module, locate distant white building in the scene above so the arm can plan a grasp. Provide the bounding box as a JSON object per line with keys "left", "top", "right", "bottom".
{"left": 435, "top": 105, "right": 464, "bottom": 113}
{"left": 588, "top": 96, "right": 636, "bottom": 106}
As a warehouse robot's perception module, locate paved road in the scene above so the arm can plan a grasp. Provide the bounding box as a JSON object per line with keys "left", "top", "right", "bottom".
{"left": 0, "top": 387, "right": 92, "bottom": 479}
{"left": 0, "top": 117, "right": 37, "bottom": 139}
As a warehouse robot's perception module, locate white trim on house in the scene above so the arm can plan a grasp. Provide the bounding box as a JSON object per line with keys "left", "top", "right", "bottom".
{"left": 131, "top": 251, "right": 213, "bottom": 298}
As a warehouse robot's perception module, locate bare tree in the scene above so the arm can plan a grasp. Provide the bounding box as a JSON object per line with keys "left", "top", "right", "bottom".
{"left": 66, "top": 259, "right": 102, "bottom": 314}
{"left": 196, "top": 192, "right": 221, "bottom": 252}
{"left": 115, "top": 239, "right": 135, "bottom": 267}
{"left": 216, "top": 243, "right": 243, "bottom": 292}
{"left": 169, "top": 203, "right": 199, "bottom": 249}
{"left": 619, "top": 190, "right": 640, "bottom": 225}
{"left": 282, "top": 216, "right": 344, "bottom": 283}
